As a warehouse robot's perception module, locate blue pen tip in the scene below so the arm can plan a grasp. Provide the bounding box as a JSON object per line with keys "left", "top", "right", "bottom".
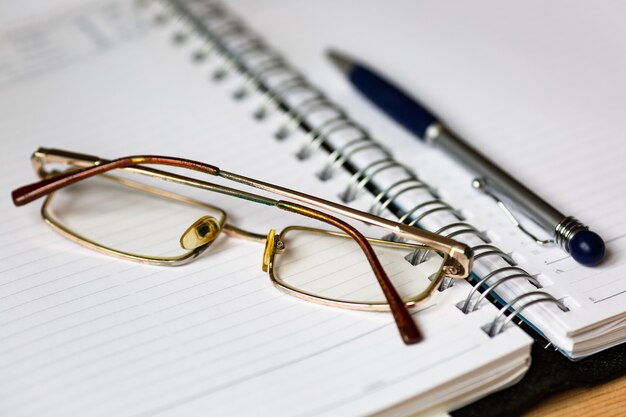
{"left": 569, "top": 230, "right": 605, "bottom": 266}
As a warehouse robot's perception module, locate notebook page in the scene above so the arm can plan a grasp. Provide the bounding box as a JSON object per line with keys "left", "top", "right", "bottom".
{"left": 225, "top": 0, "right": 626, "bottom": 339}
{"left": 0, "top": 2, "right": 530, "bottom": 416}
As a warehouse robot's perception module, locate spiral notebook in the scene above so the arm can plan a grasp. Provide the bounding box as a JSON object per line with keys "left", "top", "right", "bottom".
{"left": 0, "top": 0, "right": 624, "bottom": 416}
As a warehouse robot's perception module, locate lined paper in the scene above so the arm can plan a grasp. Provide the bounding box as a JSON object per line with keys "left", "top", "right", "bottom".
{"left": 0, "top": 2, "right": 530, "bottom": 416}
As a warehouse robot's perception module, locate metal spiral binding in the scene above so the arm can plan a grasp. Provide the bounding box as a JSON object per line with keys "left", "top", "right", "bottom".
{"left": 232, "top": 58, "right": 290, "bottom": 100}
{"left": 159, "top": 0, "right": 569, "bottom": 331}
{"left": 459, "top": 266, "right": 541, "bottom": 313}
{"left": 296, "top": 119, "right": 368, "bottom": 161}
{"left": 256, "top": 79, "right": 321, "bottom": 121}
{"left": 486, "top": 291, "right": 568, "bottom": 337}
{"left": 275, "top": 97, "right": 344, "bottom": 140}
{"left": 472, "top": 244, "right": 516, "bottom": 264}
{"left": 166, "top": 0, "right": 336, "bottom": 140}
{"left": 400, "top": 200, "right": 457, "bottom": 224}
{"left": 380, "top": 199, "right": 460, "bottom": 242}
{"left": 317, "top": 138, "right": 386, "bottom": 181}
{"left": 436, "top": 222, "right": 491, "bottom": 242}
{"left": 339, "top": 158, "right": 411, "bottom": 203}
{"left": 294, "top": 103, "right": 348, "bottom": 146}
{"left": 369, "top": 178, "right": 435, "bottom": 216}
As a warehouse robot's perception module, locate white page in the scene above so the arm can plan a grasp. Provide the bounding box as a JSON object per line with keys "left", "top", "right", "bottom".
{"left": 226, "top": 0, "right": 626, "bottom": 348}
{"left": 0, "top": 1, "right": 530, "bottom": 416}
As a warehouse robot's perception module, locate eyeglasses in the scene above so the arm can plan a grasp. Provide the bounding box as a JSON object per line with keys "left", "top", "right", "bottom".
{"left": 11, "top": 148, "right": 473, "bottom": 345}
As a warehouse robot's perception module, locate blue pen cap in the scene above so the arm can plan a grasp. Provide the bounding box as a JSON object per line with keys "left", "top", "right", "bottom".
{"left": 349, "top": 66, "right": 437, "bottom": 139}
{"left": 569, "top": 230, "right": 605, "bottom": 266}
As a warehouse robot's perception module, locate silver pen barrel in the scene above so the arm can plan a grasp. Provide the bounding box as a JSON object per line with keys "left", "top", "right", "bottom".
{"left": 425, "top": 123, "right": 564, "bottom": 232}
{"left": 424, "top": 123, "right": 605, "bottom": 266}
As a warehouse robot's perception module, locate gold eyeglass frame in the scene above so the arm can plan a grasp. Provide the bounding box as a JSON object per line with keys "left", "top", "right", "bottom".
{"left": 264, "top": 225, "right": 451, "bottom": 312}
{"left": 12, "top": 147, "right": 473, "bottom": 345}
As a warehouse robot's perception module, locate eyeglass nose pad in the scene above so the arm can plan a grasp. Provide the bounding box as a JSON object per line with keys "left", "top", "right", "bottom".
{"left": 262, "top": 229, "right": 276, "bottom": 272}
{"left": 180, "top": 215, "right": 222, "bottom": 250}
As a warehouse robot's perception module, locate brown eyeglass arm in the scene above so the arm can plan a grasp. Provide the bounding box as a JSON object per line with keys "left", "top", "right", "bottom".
{"left": 277, "top": 201, "right": 422, "bottom": 345}
{"left": 14, "top": 150, "right": 472, "bottom": 282}
{"left": 12, "top": 155, "right": 219, "bottom": 207}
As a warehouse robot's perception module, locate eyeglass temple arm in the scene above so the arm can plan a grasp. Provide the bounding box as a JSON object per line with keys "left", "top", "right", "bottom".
{"left": 30, "top": 148, "right": 103, "bottom": 177}
{"left": 12, "top": 153, "right": 221, "bottom": 206}
{"left": 276, "top": 200, "right": 422, "bottom": 344}
{"left": 16, "top": 149, "right": 277, "bottom": 208}
{"left": 15, "top": 148, "right": 472, "bottom": 278}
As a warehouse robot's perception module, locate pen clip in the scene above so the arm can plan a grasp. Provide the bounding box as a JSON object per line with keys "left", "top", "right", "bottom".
{"left": 472, "top": 177, "right": 553, "bottom": 246}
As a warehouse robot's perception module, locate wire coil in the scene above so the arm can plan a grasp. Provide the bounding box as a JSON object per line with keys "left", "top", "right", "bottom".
{"left": 486, "top": 291, "right": 568, "bottom": 337}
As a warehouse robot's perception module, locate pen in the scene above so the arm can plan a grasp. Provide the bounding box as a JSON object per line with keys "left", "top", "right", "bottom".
{"left": 328, "top": 49, "right": 605, "bottom": 266}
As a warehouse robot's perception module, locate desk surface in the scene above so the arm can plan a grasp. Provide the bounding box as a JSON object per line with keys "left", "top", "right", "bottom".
{"left": 524, "top": 374, "right": 626, "bottom": 416}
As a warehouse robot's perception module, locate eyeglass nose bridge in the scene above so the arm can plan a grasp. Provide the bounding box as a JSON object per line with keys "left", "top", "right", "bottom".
{"left": 180, "top": 215, "right": 222, "bottom": 250}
